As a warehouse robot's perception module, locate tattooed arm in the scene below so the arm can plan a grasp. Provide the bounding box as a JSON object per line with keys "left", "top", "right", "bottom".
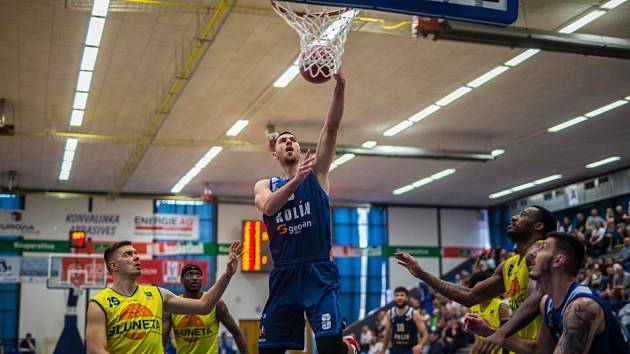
{"left": 554, "top": 297, "right": 604, "bottom": 354}
{"left": 395, "top": 252, "right": 505, "bottom": 307}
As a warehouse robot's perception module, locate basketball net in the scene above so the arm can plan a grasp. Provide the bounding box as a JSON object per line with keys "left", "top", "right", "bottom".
{"left": 272, "top": 1, "right": 357, "bottom": 79}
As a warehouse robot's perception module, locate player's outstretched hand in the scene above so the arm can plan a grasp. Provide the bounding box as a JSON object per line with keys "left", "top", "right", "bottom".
{"left": 225, "top": 241, "right": 242, "bottom": 277}
{"left": 334, "top": 65, "right": 345, "bottom": 84}
{"left": 464, "top": 313, "right": 495, "bottom": 337}
{"left": 478, "top": 328, "right": 506, "bottom": 354}
{"left": 394, "top": 252, "right": 424, "bottom": 279}
{"left": 296, "top": 149, "right": 316, "bottom": 183}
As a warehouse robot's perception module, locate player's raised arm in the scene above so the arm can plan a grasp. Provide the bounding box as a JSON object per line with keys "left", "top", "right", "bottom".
{"left": 395, "top": 252, "right": 504, "bottom": 307}
{"left": 313, "top": 66, "right": 345, "bottom": 191}
{"left": 162, "top": 241, "right": 241, "bottom": 314}
{"left": 86, "top": 301, "right": 111, "bottom": 354}
{"left": 217, "top": 300, "right": 249, "bottom": 354}
{"left": 254, "top": 149, "right": 316, "bottom": 216}
{"left": 478, "top": 280, "right": 542, "bottom": 354}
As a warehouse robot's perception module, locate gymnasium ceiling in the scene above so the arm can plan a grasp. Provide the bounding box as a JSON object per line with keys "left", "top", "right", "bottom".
{"left": 1, "top": 0, "right": 629, "bottom": 207}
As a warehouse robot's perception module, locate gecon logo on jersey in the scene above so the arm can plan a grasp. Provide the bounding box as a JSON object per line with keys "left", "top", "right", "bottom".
{"left": 275, "top": 201, "right": 312, "bottom": 236}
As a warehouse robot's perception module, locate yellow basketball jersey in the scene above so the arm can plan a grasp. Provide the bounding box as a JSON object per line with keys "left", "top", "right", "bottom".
{"left": 470, "top": 298, "right": 505, "bottom": 354}
{"left": 502, "top": 254, "right": 541, "bottom": 340}
{"left": 172, "top": 294, "right": 218, "bottom": 354}
{"left": 91, "top": 284, "right": 164, "bottom": 354}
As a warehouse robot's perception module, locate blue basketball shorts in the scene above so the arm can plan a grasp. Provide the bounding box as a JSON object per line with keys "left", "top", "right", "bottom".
{"left": 258, "top": 259, "right": 342, "bottom": 350}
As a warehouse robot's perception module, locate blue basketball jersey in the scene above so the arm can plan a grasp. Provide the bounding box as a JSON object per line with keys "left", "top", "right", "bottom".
{"left": 263, "top": 172, "right": 332, "bottom": 266}
{"left": 543, "top": 282, "right": 629, "bottom": 354}
{"left": 390, "top": 307, "right": 419, "bottom": 348}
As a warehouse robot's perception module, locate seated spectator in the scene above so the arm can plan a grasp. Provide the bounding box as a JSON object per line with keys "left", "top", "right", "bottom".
{"left": 591, "top": 267, "right": 603, "bottom": 289}
{"left": 559, "top": 215, "right": 574, "bottom": 233}
{"left": 590, "top": 220, "right": 607, "bottom": 256}
{"left": 19, "top": 333, "right": 35, "bottom": 354}
{"left": 367, "top": 336, "right": 383, "bottom": 354}
{"left": 599, "top": 266, "right": 616, "bottom": 299}
{"left": 587, "top": 207, "right": 605, "bottom": 233}
{"left": 576, "top": 212, "right": 587, "bottom": 236}
{"left": 604, "top": 220, "right": 618, "bottom": 252}
{"left": 442, "top": 319, "right": 466, "bottom": 354}
{"left": 619, "top": 302, "right": 630, "bottom": 343}
{"left": 614, "top": 205, "right": 625, "bottom": 226}
{"left": 618, "top": 236, "right": 630, "bottom": 269}
{"left": 359, "top": 325, "right": 373, "bottom": 354}
{"left": 425, "top": 329, "right": 444, "bottom": 354}
{"left": 612, "top": 263, "right": 630, "bottom": 301}
{"left": 606, "top": 207, "right": 615, "bottom": 224}
{"left": 623, "top": 202, "right": 630, "bottom": 224}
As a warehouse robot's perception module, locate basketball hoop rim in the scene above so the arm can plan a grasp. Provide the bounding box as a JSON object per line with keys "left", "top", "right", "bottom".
{"left": 270, "top": 0, "right": 351, "bottom": 18}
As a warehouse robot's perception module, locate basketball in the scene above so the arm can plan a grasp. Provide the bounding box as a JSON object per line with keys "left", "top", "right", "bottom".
{"left": 299, "top": 45, "right": 334, "bottom": 84}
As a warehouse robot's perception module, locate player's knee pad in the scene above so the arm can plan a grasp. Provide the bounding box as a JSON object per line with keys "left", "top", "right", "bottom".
{"left": 316, "top": 334, "right": 347, "bottom": 354}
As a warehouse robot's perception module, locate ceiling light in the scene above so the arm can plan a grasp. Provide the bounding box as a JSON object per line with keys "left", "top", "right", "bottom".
{"left": 491, "top": 149, "right": 505, "bottom": 157}
{"left": 383, "top": 120, "right": 413, "bottom": 137}
{"left": 488, "top": 174, "right": 562, "bottom": 199}
{"left": 532, "top": 174, "right": 562, "bottom": 184}
{"left": 273, "top": 63, "right": 299, "bottom": 88}
{"left": 171, "top": 146, "right": 223, "bottom": 193}
{"left": 584, "top": 100, "right": 628, "bottom": 118}
{"left": 411, "top": 177, "right": 433, "bottom": 188}
{"left": 435, "top": 87, "right": 472, "bottom": 107}
{"left": 430, "top": 168, "right": 456, "bottom": 180}
{"left": 69, "top": 110, "right": 84, "bottom": 126}
{"left": 511, "top": 182, "right": 536, "bottom": 192}
{"left": 91, "top": 0, "right": 111, "bottom": 17}
{"left": 80, "top": 47, "right": 99, "bottom": 71}
{"left": 504, "top": 49, "right": 540, "bottom": 67}
{"left": 60, "top": 160, "right": 73, "bottom": 172}
{"left": 59, "top": 170, "right": 71, "bottom": 181}
{"left": 467, "top": 66, "right": 510, "bottom": 88}
{"left": 62, "top": 150, "right": 75, "bottom": 162}
{"left": 330, "top": 153, "right": 355, "bottom": 171}
{"left": 194, "top": 146, "right": 223, "bottom": 169}
{"left": 393, "top": 185, "right": 414, "bottom": 195}
{"left": 408, "top": 105, "right": 441, "bottom": 123}
{"left": 361, "top": 141, "right": 377, "bottom": 148}
{"left": 489, "top": 190, "right": 512, "bottom": 199}
{"left": 601, "top": 0, "right": 627, "bottom": 8}
{"left": 76, "top": 71, "right": 93, "bottom": 92}
{"left": 65, "top": 139, "right": 78, "bottom": 151}
{"left": 392, "top": 168, "right": 456, "bottom": 195}
{"left": 547, "top": 116, "right": 588, "bottom": 132}
{"left": 558, "top": 10, "right": 606, "bottom": 34}
{"left": 586, "top": 156, "right": 621, "bottom": 168}
{"left": 225, "top": 120, "right": 249, "bottom": 136}
{"left": 72, "top": 92, "right": 89, "bottom": 110}
{"left": 85, "top": 17, "right": 106, "bottom": 47}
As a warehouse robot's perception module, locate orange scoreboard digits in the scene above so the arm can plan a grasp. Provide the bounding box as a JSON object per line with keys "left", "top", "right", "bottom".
{"left": 241, "top": 220, "right": 273, "bottom": 272}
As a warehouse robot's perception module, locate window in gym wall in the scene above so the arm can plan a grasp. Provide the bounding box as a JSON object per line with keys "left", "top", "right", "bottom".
{"left": 0, "top": 194, "right": 21, "bottom": 349}
{"left": 154, "top": 200, "right": 217, "bottom": 294}
{"left": 333, "top": 207, "right": 388, "bottom": 323}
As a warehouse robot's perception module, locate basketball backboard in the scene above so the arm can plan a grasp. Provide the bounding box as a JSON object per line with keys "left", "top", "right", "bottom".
{"left": 278, "top": 0, "right": 518, "bottom": 26}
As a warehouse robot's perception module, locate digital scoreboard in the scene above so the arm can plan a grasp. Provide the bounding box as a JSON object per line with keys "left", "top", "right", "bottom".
{"left": 241, "top": 220, "right": 273, "bottom": 272}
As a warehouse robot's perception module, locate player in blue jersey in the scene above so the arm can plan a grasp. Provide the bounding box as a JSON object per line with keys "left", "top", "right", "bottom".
{"left": 381, "top": 287, "right": 428, "bottom": 354}
{"left": 254, "top": 67, "right": 359, "bottom": 354}
{"left": 465, "top": 232, "right": 628, "bottom": 354}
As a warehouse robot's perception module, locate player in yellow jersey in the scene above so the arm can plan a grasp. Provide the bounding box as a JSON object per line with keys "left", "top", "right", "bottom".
{"left": 465, "top": 271, "right": 509, "bottom": 354}
{"left": 162, "top": 263, "right": 248, "bottom": 354}
{"left": 86, "top": 240, "right": 241, "bottom": 354}
{"left": 395, "top": 205, "right": 557, "bottom": 354}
